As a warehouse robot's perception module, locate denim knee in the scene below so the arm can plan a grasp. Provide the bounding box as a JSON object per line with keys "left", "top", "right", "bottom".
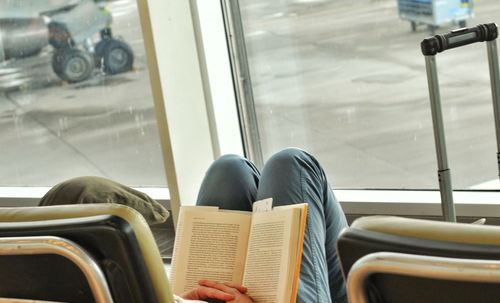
{"left": 267, "top": 147, "right": 310, "bottom": 164}
{"left": 265, "top": 147, "right": 317, "bottom": 172}
{"left": 197, "top": 154, "right": 260, "bottom": 211}
{"left": 209, "top": 154, "right": 250, "bottom": 175}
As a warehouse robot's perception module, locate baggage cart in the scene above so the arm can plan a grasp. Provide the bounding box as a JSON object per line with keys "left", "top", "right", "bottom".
{"left": 398, "top": 0, "right": 473, "bottom": 33}
{"left": 421, "top": 23, "right": 500, "bottom": 222}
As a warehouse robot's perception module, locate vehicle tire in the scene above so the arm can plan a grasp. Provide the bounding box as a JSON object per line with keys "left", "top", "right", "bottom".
{"left": 100, "top": 39, "right": 134, "bottom": 75}
{"left": 458, "top": 20, "right": 467, "bottom": 28}
{"left": 52, "top": 48, "right": 94, "bottom": 83}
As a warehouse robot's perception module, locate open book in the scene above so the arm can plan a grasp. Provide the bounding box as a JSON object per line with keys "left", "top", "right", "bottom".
{"left": 170, "top": 200, "right": 308, "bottom": 303}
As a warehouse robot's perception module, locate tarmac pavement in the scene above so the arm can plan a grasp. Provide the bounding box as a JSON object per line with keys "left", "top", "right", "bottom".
{"left": 1, "top": 0, "right": 500, "bottom": 191}
{"left": 243, "top": 0, "right": 500, "bottom": 189}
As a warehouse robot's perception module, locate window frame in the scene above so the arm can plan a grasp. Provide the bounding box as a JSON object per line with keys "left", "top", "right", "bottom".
{"left": 1, "top": 0, "right": 500, "bottom": 227}
{"left": 2, "top": 187, "right": 500, "bottom": 219}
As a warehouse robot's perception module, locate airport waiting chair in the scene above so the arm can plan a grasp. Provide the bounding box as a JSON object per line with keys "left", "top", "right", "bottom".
{"left": 337, "top": 216, "right": 500, "bottom": 303}
{"left": 0, "top": 204, "right": 175, "bottom": 303}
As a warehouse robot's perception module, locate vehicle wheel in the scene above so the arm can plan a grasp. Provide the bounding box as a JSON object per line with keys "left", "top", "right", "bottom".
{"left": 52, "top": 48, "right": 94, "bottom": 83}
{"left": 458, "top": 20, "right": 467, "bottom": 28}
{"left": 100, "top": 39, "right": 134, "bottom": 75}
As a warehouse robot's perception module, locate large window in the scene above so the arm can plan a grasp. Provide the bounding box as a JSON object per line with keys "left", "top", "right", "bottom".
{"left": 236, "top": 0, "right": 500, "bottom": 190}
{"left": 0, "top": 0, "right": 166, "bottom": 187}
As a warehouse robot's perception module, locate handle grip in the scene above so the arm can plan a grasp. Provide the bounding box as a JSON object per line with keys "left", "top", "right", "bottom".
{"left": 421, "top": 23, "right": 498, "bottom": 56}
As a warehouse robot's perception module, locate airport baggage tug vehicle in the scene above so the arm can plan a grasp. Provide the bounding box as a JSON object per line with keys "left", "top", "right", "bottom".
{"left": 398, "top": 0, "right": 473, "bottom": 34}
{"left": 0, "top": 0, "right": 134, "bottom": 83}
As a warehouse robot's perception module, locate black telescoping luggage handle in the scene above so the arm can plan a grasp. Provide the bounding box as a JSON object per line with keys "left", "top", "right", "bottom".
{"left": 421, "top": 22, "right": 500, "bottom": 222}
{"left": 421, "top": 23, "right": 498, "bottom": 56}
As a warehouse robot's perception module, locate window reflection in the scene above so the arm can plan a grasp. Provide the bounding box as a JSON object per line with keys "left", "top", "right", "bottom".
{"left": 239, "top": 0, "right": 500, "bottom": 189}
{"left": 0, "top": 0, "right": 166, "bottom": 187}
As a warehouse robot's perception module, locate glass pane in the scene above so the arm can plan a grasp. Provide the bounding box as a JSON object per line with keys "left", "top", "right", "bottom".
{"left": 238, "top": 0, "right": 500, "bottom": 189}
{"left": 0, "top": 0, "right": 166, "bottom": 187}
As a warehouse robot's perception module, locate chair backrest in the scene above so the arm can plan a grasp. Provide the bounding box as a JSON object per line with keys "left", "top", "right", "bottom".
{"left": 0, "top": 234, "right": 113, "bottom": 302}
{"left": 346, "top": 251, "right": 500, "bottom": 303}
{"left": 0, "top": 204, "right": 175, "bottom": 303}
{"left": 337, "top": 215, "right": 500, "bottom": 303}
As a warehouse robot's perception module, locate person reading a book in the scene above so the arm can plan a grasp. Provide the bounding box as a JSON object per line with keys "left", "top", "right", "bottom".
{"left": 40, "top": 147, "right": 348, "bottom": 303}
{"left": 191, "top": 147, "right": 349, "bottom": 303}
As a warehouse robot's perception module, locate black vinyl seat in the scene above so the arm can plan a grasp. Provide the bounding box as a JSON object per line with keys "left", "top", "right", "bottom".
{"left": 337, "top": 216, "right": 500, "bottom": 303}
{"left": 0, "top": 204, "right": 175, "bottom": 303}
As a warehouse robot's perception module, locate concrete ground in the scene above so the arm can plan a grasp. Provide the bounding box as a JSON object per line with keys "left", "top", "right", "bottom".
{"left": 243, "top": 0, "right": 500, "bottom": 189}
{"left": 0, "top": 0, "right": 499, "bottom": 190}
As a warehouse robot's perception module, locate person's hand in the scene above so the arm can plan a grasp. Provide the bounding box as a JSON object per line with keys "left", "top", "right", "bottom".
{"left": 200, "top": 280, "right": 253, "bottom": 303}
{"left": 181, "top": 280, "right": 253, "bottom": 303}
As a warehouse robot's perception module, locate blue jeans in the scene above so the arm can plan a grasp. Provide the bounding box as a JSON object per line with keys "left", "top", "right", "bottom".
{"left": 197, "top": 148, "right": 348, "bottom": 303}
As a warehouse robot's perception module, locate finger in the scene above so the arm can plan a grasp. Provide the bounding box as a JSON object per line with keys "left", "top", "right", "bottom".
{"left": 196, "top": 285, "right": 235, "bottom": 301}
{"left": 198, "top": 279, "right": 237, "bottom": 294}
{"left": 223, "top": 281, "right": 248, "bottom": 293}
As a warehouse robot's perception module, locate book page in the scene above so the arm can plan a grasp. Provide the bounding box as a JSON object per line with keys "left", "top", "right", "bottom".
{"left": 170, "top": 207, "right": 252, "bottom": 294}
{"left": 242, "top": 207, "right": 301, "bottom": 303}
{"left": 170, "top": 206, "right": 218, "bottom": 282}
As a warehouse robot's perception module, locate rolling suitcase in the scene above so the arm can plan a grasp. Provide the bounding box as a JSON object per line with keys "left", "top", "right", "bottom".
{"left": 421, "top": 23, "right": 500, "bottom": 222}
